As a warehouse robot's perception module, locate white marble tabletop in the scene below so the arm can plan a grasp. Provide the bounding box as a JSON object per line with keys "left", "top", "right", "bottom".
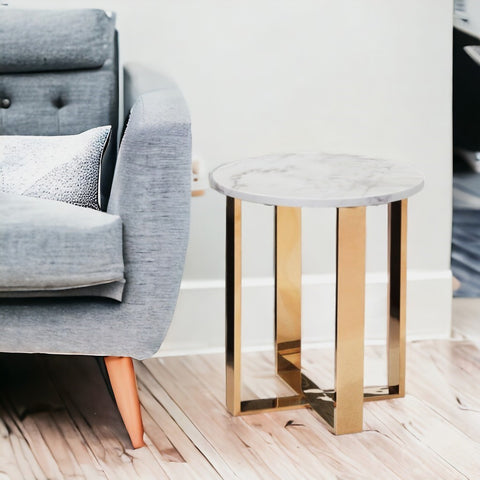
{"left": 209, "top": 153, "right": 424, "bottom": 207}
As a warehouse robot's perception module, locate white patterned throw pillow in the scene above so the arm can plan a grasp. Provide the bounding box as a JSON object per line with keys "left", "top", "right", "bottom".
{"left": 0, "top": 126, "right": 111, "bottom": 210}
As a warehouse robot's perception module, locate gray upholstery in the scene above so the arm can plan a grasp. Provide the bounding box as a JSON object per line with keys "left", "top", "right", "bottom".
{"left": 0, "top": 9, "right": 191, "bottom": 360}
{"left": 124, "top": 63, "right": 169, "bottom": 119}
{"left": 0, "top": 70, "right": 116, "bottom": 136}
{"left": 0, "top": 9, "right": 115, "bottom": 73}
{"left": 0, "top": 9, "right": 119, "bottom": 210}
{"left": 0, "top": 192, "right": 124, "bottom": 298}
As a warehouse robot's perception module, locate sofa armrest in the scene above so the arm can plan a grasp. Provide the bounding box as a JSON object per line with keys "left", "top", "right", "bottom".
{"left": 107, "top": 68, "right": 191, "bottom": 317}
{"left": 123, "top": 62, "right": 181, "bottom": 119}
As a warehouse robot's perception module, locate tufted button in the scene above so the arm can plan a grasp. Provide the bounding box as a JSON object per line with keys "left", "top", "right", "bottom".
{"left": 1, "top": 98, "right": 11, "bottom": 109}
{"left": 53, "top": 97, "right": 64, "bottom": 109}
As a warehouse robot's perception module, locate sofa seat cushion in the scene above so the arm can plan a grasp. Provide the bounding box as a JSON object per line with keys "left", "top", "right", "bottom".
{"left": 0, "top": 192, "right": 124, "bottom": 296}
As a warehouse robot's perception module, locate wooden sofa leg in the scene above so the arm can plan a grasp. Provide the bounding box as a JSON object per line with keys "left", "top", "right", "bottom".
{"left": 104, "top": 356, "right": 145, "bottom": 448}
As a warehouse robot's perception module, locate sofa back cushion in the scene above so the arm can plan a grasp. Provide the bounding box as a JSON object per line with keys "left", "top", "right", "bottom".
{"left": 0, "top": 9, "right": 115, "bottom": 73}
{"left": 0, "top": 8, "right": 119, "bottom": 210}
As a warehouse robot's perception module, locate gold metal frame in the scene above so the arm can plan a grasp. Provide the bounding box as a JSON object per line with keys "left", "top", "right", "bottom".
{"left": 225, "top": 196, "right": 408, "bottom": 433}
{"left": 225, "top": 197, "right": 242, "bottom": 415}
{"left": 333, "top": 206, "right": 366, "bottom": 433}
{"left": 275, "top": 206, "right": 302, "bottom": 393}
{"left": 363, "top": 199, "right": 408, "bottom": 402}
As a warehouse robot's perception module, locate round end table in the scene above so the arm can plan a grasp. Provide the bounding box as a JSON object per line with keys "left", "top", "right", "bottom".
{"left": 210, "top": 152, "right": 424, "bottom": 434}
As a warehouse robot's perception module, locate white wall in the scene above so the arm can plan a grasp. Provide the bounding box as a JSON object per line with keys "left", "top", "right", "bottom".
{"left": 12, "top": 0, "right": 453, "bottom": 353}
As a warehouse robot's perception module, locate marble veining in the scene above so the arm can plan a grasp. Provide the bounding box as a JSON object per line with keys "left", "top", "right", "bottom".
{"left": 209, "top": 153, "right": 424, "bottom": 207}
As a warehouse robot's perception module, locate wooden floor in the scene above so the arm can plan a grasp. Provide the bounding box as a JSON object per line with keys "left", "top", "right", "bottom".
{"left": 1, "top": 301, "right": 480, "bottom": 479}
{"left": 453, "top": 297, "right": 480, "bottom": 348}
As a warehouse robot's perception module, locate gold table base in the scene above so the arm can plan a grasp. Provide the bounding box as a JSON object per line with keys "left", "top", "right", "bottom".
{"left": 225, "top": 197, "right": 407, "bottom": 434}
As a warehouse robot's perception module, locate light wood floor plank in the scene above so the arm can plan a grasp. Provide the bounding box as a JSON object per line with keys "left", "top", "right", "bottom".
{"left": 143, "top": 358, "right": 283, "bottom": 479}
{"left": 52, "top": 411, "right": 107, "bottom": 480}
{"left": 0, "top": 405, "right": 47, "bottom": 480}
{"left": 373, "top": 395, "right": 479, "bottom": 478}
{"left": 138, "top": 381, "right": 222, "bottom": 479}
{"left": 406, "top": 341, "right": 480, "bottom": 446}
{"left": 1, "top": 325, "right": 480, "bottom": 479}
{"left": 44, "top": 355, "right": 169, "bottom": 480}
{"left": 453, "top": 297, "right": 480, "bottom": 347}
{"left": 136, "top": 361, "right": 236, "bottom": 480}
{"left": 28, "top": 412, "right": 87, "bottom": 480}
{"left": 0, "top": 410, "right": 37, "bottom": 480}
{"left": 365, "top": 402, "right": 468, "bottom": 480}
{"left": 141, "top": 408, "right": 185, "bottom": 463}
{"left": 10, "top": 414, "right": 64, "bottom": 480}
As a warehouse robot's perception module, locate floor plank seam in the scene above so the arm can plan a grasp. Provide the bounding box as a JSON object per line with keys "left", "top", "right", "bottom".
{"left": 136, "top": 366, "right": 233, "bottom": 479}
{"left": 400, "top": 422, "right": 470, "bottom": 480}
{"left": 42, "top": 373, "right": 110, "bottom": 475}
{"left": 2, "top": 402, "right": 52, "bottom": 480}
{"left": 415, "top": 393, "right": 480, "bottom": 446}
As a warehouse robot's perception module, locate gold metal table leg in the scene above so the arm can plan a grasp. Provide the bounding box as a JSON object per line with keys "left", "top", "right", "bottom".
{"left": 225, "top": 197, "right": 242, "bottom": 415}
{"left": 225, "top": 199, "right": 308, "bottom": 415}
{"left": 364, "top": 199, "right": 407, "bottom": 402}
{"left": 294, "top": 206, "right": 368, "bottom": 434}
{"left": 333, "top": 207, "right": 367, "bottom": 433}
{"left": 275, "top": 206, "right": 302, "bottom": 393}
{"left": 388, "top": 199, "right": 407, "bottom": 397}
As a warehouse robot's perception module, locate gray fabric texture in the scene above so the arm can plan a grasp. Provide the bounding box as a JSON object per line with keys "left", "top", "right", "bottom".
{"left": 0, "top": 192, "right": 124, "bottom": 295}
{"left": 0, "top": 126, "right": 111, "bottom": 210}
{"left": 123, "top": 63, "right": 168, "bottom": 121}
{"left": 0, "top": 71, "right": 191, "bottom": 359}
{"left": 0, "top": 10, "right": 119, "bottom": 210}
{"left": 0, "top": 9, "right": 115, "bottom": 73}
{"left": 0, "top": 71, "right": 116, "bottom": 136}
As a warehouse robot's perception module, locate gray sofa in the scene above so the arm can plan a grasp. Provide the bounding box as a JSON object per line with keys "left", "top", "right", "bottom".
{"left": 0, "top": 8, "right": 191, "bottom": 448}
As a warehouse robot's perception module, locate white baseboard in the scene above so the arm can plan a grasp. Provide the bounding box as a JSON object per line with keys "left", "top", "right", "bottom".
{"left": 158, "top": 270, "right": 452, "bottom": 357}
